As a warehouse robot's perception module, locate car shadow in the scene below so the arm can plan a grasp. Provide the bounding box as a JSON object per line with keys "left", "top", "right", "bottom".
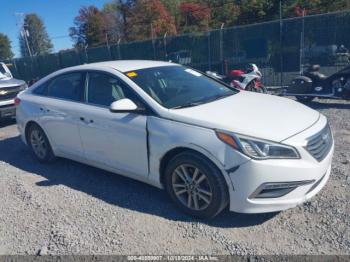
{"left": 0, "top": 135, "right": 277, "bottom": 228}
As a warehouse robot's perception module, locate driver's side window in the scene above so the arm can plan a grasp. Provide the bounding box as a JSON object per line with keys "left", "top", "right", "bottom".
{"left": 86, "top": 72, "right": 139, "bottom": 107}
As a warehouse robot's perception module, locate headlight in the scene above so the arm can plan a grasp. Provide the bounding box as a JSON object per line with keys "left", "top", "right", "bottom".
{"left": 216, "top": 131, "right": 300, "bottom": 160}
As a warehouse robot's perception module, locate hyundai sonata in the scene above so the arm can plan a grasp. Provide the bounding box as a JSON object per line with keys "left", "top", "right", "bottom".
{"left": 16, "top": 60, "right": 333, "bottom": 218}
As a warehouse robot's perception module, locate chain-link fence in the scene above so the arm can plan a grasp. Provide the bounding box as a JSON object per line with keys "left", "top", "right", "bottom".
{"left": 4, "top": 10, "right": 350, "bottom": 87}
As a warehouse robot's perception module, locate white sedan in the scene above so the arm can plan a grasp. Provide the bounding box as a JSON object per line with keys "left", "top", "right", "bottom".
{"left": 15, "top": 60, "right": 334, "bottom": 218}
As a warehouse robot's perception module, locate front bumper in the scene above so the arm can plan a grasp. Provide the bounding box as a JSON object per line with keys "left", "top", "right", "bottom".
{"left": 227, "top": 116, "right": 334, "bottom": 214}
{"left": 0, "top": 99, "right": 15, "bottom": 118}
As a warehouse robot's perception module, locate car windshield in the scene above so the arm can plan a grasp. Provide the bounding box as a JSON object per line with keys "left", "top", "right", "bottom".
{"left": 124, "top": 66, "right": 237, "bottom": 109}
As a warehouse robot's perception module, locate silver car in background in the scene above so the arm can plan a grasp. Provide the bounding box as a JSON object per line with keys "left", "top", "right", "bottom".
{"left": 0, "top": 62, "right": 27, "bottom": 119}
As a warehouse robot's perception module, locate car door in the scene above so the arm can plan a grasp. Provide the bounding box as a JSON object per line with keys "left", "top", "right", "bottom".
{"left": 34, "top": 72, "right": 86, "bottom": 160}
{"left": 77, "top": 71, "right": 149, "bottom": 177}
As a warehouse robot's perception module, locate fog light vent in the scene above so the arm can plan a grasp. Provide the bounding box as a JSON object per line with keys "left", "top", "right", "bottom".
{"left": 250, "top": 180, "right": 315, "bottom": 199}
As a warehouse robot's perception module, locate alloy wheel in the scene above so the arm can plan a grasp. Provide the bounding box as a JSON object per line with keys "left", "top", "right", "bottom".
{"left": 172, "top": 164, "right": 213, "bottom": 211}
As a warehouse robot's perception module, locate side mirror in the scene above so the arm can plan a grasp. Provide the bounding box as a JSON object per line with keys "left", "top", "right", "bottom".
{"left": 110, "top": 98, "right": 143, "bottom": 113}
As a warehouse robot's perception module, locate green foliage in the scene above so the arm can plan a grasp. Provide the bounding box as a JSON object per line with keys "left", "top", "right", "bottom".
{"left": 69, "top": 6, "right": 108, "bottom": 48}
{"left": 0, "top": 33, "right": 14, "bottom": 60}
{"left": 19, "top": 13, "right": 53, "bottom": 57}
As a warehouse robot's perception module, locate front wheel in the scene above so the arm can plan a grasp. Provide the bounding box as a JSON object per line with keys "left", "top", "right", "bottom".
{"left": 296, "top": 96, "right": 314, "bottom": 103}
{"left": 164, "top": 152, "right": 228, "bottom": 219}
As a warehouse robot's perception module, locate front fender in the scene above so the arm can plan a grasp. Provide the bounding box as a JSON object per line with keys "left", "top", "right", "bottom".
{"left": 147, "top": 116, "right": 250, "bottom": 193}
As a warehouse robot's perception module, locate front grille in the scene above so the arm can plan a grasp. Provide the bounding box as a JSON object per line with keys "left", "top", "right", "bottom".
{"left": 305, "top": 124, "right": 333, "bottom": 162}
{"left": 0, "top": 85, "right": 24, "bottom": 101}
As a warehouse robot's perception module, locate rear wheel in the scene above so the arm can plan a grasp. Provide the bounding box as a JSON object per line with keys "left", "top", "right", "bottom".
{"left": 28, "top": 124, "right": 55, "bottom": 163}
{"left": 164, "top": 152, "right": 228, "bottom": 219}
{"left": 296, "top": 96, "right": 314, "bottom": 103}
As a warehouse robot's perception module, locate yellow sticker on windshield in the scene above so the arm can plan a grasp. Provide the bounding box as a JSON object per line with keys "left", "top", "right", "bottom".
{"left": 127, "top": 71, "right": 137, "bottom": 77}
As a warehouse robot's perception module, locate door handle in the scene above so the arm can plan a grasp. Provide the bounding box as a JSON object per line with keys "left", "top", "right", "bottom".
{"left": 40, "top": 107, "right": 50, "bottom": 113}
{"left": 80, "top": 117, "right": 94, "bottom": 124}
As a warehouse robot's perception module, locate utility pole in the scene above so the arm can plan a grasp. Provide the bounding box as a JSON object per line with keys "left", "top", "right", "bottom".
{"left": 15, "top": 12, "right": 33, "bottom": 57}
{"left": 22, "top": 26, "right": 33, "bottom": 57}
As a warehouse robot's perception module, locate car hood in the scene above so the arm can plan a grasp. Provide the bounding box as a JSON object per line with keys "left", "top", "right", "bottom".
{"left": 0, "top": 78, "right": 26, "bottom": 88}
{"left": 167, "top": 91, "right": 320, "bottom": 142}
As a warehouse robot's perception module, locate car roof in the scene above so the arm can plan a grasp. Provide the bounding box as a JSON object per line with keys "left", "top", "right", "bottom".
{"left": 66, "top": 60, "right": 176, "bottom": 73}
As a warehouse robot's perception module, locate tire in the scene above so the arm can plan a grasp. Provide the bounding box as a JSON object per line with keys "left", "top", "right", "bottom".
{"left": 164, "top": 152, "right": 228, "bottom": 219}
{"left": 256, "top": 85, "right": 267, "bottom": 94}
{"left": 296, "top": 96, "right": 314, "bottom": 103}
{"left": 245, "top": 81, "right": 266, "bottom": 93}
{"left": 245, "top": 82, "right": 255, "bottom": 92}
{"left": 27, "top": 123, "right": 55, "bottom": 163}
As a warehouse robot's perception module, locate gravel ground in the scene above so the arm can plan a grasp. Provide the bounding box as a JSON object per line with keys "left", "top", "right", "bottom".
{"left": 0, "top": 98, "right": 349, "bottom": 255}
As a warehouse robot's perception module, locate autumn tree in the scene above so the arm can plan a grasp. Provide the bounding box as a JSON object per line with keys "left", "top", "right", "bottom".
{"left": 128, "top": 0, "right": 177, "bottom": 41}
{"left": 19, "top": 14, "right": 53, "bottom": 57}
{"left": 102, "top": 0, "right": 135, "bottom": 42}
{"left": 281, "top": 0, "right": 350, "bottom": 18}
{"left": 70, "top": 6, "right": 112, "bottom": 48}
{"left": 0, "top": 33, "right": 14, "bottom": 60}
{"left": 159, "top": 0, "right": 186, "bottom": 28}
{"left": 179, "top": 1, "right": 211, "bottom": 33}
{"left": 236, "top": 0, "right": 278, "bottom": 24}
{"left": 202, "top": 0, "right": 240, "bottom": 28}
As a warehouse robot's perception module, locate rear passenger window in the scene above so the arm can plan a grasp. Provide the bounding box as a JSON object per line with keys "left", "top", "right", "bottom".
{"left": 32, "top": 81, "right": 49, "bottom": 95}
{"left": 47, "top": 73, "right": 84, "bottom": 101}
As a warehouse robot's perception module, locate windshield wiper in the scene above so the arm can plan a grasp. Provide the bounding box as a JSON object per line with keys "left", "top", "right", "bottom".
{"left": 171, "top": 101, "right": 204, "bottom": 109}
{"left": 171, "top": 92, "right": 233, "bottom": 109}
{"left": 202, "top": 92, "right": 233, "bottom": 103}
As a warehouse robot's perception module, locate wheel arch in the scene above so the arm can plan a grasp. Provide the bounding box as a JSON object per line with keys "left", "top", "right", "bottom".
{"left": 24, "top": 120, "right": 40, "bottom": 144}
{"left": 24, "top": 121, "right": 54, "bottom": 150}
{"left": 158, "top": 146, "right": 233, "bottom": 199}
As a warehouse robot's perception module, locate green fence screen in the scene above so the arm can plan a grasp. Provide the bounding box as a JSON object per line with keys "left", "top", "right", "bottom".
{"left": 6, "top": 10, "right": 350, "bottom": 87}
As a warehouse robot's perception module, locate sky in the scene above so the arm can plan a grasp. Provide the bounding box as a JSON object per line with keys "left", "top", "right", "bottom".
{"left": 0, "top": 0, "right": 111, "bottom": 57}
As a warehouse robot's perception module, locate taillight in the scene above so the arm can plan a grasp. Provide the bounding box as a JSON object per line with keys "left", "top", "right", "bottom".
{"left": 14, "top": 97, "right": 21, "bottom": 106}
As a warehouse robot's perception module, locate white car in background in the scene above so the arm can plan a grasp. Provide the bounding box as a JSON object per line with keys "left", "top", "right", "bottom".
{"left": 16, "top": 60, "right": 333, "bottom": 218}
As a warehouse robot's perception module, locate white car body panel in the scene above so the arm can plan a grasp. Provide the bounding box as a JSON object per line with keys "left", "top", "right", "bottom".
{"left": 16, "top": 60, "right": 334, "bottom": 214}
{"left": 75, "top": 103, "right": 148, "bottom": 177}
{"left": 166, "top": 91, "right": 320, "bottom": 142}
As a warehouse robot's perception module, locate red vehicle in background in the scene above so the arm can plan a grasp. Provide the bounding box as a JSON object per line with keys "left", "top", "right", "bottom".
{"left": 207, "top": 63, "right": 267, "bottom": 93}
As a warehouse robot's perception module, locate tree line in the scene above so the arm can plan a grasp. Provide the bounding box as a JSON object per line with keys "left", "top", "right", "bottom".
{"left": 0, "top": 0, "right": 349, "bottom": 60}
